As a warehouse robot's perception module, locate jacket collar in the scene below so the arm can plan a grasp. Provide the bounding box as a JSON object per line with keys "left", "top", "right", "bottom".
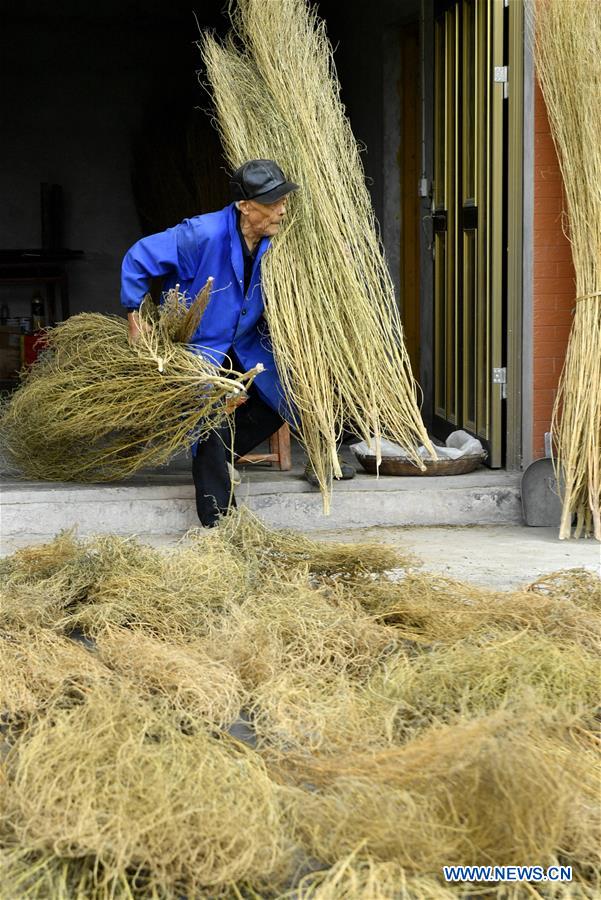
{"left": 227, "top": 202, "right": 271, "bottom": 286}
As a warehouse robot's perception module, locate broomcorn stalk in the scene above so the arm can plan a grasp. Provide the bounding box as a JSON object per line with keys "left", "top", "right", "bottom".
{"left": 0, "top": 282, "right": 258, "bottom": 482}
{"left": 534, "top": 0, "right": 601, "bottom": 540}
{"left": 202, "top": 0, "right": 434, "bottom": 511}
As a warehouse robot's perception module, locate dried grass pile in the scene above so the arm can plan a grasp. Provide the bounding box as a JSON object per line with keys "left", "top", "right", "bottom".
{"left": 283, "top": 708, "right": 600, "bottom": 879}
{"left": 1, "top": 510, "right": 600, "bottom": 897}
{"left": 533, "top": 0, "right": 601, "bottom": 540}
{"left": 0, "top": 284, "right": 263, "bottom": 482}
{"left": 1, "top": 686, "right": 292, "bottom": 898}
{"left": 201, "top": 0, "right": 434, "bottom": 510}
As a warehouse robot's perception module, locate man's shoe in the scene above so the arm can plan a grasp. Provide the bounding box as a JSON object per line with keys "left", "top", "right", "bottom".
{"left": 304, "top": 458, "right": 355, "bottom": 485}
{"left": 338, "top": 460, "right": 356, "bottom": 479}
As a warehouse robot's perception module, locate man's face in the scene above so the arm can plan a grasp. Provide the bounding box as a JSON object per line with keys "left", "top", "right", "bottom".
{"left": 239, "top": 195, "right": 290, "bottom": 239}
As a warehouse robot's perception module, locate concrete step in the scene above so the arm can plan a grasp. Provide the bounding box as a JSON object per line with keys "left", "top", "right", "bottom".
{"left": 1, "top": 466, "right": 523, "bottom": 550}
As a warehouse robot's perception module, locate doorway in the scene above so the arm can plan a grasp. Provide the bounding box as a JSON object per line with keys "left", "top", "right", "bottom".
{"left": 428, "top": 0, "right": 507, "bottom": 467}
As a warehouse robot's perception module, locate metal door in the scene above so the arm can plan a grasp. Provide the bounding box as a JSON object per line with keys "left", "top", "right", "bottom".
{"left": 432, "top": 0, "right": 505, "bottom": 466}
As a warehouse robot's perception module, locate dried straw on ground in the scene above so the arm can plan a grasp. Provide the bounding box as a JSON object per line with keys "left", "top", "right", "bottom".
{"left": 533, "top": 0, "right": 601, "bottom": 540}
{"left": 211, "top": 507, "right": 406, "bottom": 577}
{"left": 1, "top": 514, "right": 600, "bottom": 896}
{"left": 283, "top": 708, "right": 600, "bottom": 882}
{"left": 367, "top": 632, "right": 599, "bottom": 737}
{"left": 1, "top": 684, "right": 293, "bottom": 897}
{"left": 0, "top": 284, "right": 262, "bottom": 482}
{"left": 336, "top": 569, "right": 601, "bottom": 652}
{"left": 0, "top": 627, "right": 112, "bottom": 720}
{"left": 95, "top": 627, "right": 245, "bottom": 730}
{"left": 295, "top": 855, "right": 461, "bottom": 900}
{"left": 201, "top": 0, "right": 434, "bottom": 510}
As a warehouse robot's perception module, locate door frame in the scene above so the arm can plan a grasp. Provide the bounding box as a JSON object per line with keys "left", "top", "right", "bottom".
{"left": 419, "top": 0, "right": 525, "bottom": 470}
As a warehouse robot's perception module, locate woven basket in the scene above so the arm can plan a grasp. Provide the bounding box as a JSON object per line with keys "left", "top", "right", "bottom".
{"left": 355, "top": 452, "right": 486, "bottom": 477}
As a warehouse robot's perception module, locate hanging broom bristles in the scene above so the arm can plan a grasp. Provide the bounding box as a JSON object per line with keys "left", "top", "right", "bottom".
{"left": 533, "top": 0, "right": 601, "bottom": 541}
{"left": 201, "top": 0, "right": 434, "bottom": 511}
{"left": 0, "top": 283, "right": 264, "bottom": 482}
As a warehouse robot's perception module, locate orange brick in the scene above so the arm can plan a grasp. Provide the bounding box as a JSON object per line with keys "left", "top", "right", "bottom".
{"left": 533, "top": 145, "right": 561, "bottom": 167}
{"left": 533, "top": 261, "right": 567, "bottom": 279}
{"left": 534, "top": 308, "right": 574, "bottom": 327}
{"left": 533, "top": 325, "right": 557, "bottom": 342}
{"left": 533, "top": 230, "right": 572, "bottom": 248}
{"left": 534, "top": 197, "right": 565, "bottom": 215}
{"left": 534, "top": 371, "right": 561, "bottom": 390}
{"left": 533, "top": 273, "right": 575, "bottom": 289}
{"left": 534, "top": 340, "right": 570, "bottom": 358}
{"left": 533, "top": 357, "right": 556, "bottom": 375}
{"left": 534, "top": 179, "right": 564, "bottom": 199}
{"left": 533, "top": 389, "right": 555, "bottom": 400}
{"left": 535, "top": 212, "right": 565, "bottom": 229}
{"left": 534, "top": 244, "right": 573, "bottom": 263}
{"left": 535, "top": 161, "right": 562, "bottom": 179}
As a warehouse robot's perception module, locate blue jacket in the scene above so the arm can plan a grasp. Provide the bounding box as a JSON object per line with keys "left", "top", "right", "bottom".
{"left": 121, "top": 203, "right": 290, "bottom": 419}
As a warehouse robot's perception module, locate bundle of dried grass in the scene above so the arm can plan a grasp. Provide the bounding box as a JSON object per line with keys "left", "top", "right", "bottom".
{"left": 249, "top": 668, "right": 397, "bottom": 755}
{"left": 0, "top": 532, "right": 165, "bottom": 632}
{"left": 0, "top": 627, "right": 111, "bottom": 722}
{"left": 0, "top": 284, "right": 263, "bottom": 482}
{"left": 0, "top": 849, "right": 167, "bottom": 900}
{"left": 1, "top": 684, "right": 293, "bottom": 897}
{"left": 201, "top": 0, "right": 434, "bottom": 510}
{"left": 295, "top": 855, "right": 460, "bottom": 900}
{"left": 283, "top": 708, "right": 600, "bottom": 881}
{"left": 210, "top": 507, "right": 406, "bottom": 577}
{"left": 339, "top": 570, "right": 601, "bottom": 652}
{"left": 95, "top": 627, "right": 245, "bottom": 731}
{"left": 533, "top": 0, "right": 601, "bottom": 540}
{"left": 68, "top": 538, "right": 250, "bottom": 639}
{"left": 367, "top": 631, "right": 599, "bottom": 740}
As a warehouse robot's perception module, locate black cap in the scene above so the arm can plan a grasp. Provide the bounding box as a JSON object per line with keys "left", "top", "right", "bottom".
{"left": 230, "top": 159, "right": 299, "bottom": 205}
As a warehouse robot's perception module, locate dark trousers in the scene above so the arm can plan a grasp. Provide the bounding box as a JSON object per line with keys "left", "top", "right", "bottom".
{"left": 192, "top": 382, "right": 284, "bottom": 527}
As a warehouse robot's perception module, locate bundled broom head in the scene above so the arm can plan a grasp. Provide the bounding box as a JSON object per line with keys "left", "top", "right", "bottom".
{"left": 160, "top": 278, "right": 214, "bottom": 344}
{"left": 201, "top": 0, "right": 435, "bottom": 511}
{"left": 533, "top": 0, "right": 601, "bottom": 540}
{"left": 0, "top": 283, "right": 264, "bottom": 483}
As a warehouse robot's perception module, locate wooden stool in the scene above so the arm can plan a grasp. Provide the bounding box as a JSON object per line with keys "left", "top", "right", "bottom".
{"left": 237, "top": 423, "right": 292, "bottom": 471}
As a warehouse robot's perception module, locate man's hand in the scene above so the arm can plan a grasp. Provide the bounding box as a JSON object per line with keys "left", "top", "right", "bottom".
{"left": 128, "top": 310, "right": 151, "bottom": 344}
{"left": 224, "top": 393, "right": 249, "bottom": 414}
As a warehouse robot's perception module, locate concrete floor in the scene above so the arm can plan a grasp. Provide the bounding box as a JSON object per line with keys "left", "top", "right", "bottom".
{"left": 311, "top": 524, "right": 601, "bottom": 591}
{"left": 3, "top": 439, "right": 599, "bottom": 588}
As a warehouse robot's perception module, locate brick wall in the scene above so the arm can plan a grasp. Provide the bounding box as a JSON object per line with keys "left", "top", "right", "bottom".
{"left": 532, "top": 80, "right": 575, "bottom": 459}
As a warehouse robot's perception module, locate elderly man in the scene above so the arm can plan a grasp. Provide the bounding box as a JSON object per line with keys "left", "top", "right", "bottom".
{"left": 121, "top": 158, "right": 353, "bottom": 526}
{"left": 121, "top": 158, "right": 294, "bottom": 526}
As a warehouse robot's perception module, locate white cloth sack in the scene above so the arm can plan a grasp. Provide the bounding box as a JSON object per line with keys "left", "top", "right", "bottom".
{"left": 350, "top": 430, "right": 484, "bottom": 461}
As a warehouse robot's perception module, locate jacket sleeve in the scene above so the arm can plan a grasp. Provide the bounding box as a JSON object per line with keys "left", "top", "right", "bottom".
{"left": 120, "top": 220, "right": 200, "bottom": 309}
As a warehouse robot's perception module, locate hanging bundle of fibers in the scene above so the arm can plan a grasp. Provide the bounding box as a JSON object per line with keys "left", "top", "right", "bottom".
{"left": 0, "top": 281, "right": 264, "bottom": 482}
{"left": 533, "top": 0, "right": 601, "bottom": 540}
{"left": 201, "top": 0, "right": 434, "bottom": 511}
